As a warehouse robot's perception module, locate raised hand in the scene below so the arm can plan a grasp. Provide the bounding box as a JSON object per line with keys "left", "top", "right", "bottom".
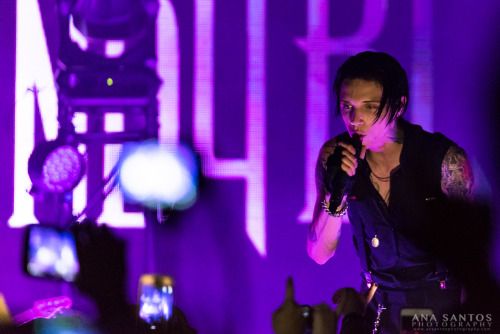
{"left": 272, "top": 277, "right": 307, "bottom": 334}
{"left": 332, "top": 283, "right": 377, "bottom": 316}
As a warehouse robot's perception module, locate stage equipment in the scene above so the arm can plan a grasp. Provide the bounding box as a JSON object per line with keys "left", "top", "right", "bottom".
{"left": 26, "top": 0, "right": 165, "bottom": 226}
{"left": 56, "top": 64, "right": 160, "bottom": 144}
{"left": 60, "top": 0, "right": 158, "bottom": 59}
{"left": 28, "top": 138, "right": 85, "bottom": 194}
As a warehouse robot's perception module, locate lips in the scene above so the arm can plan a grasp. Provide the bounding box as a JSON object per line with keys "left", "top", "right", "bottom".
{"left": 354, "top": 133, "right": 365, "bottom": 139}
{"left": 350, "top": 131, "right": 366, "bottom": 142}
{"left": 355, "top": 134, "right": 366, "bottom": 144}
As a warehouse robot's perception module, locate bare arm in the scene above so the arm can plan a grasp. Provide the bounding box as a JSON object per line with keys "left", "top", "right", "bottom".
{"left": 441, "top": 145, "right": 474, "bottom": 200}
{"left": 307, "top": 139, "right": 343, "bottom": 265}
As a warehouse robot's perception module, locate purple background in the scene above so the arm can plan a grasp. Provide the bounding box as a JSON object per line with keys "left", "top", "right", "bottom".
{"left": 1, "top": 1, "right": 500, "bottom": 333}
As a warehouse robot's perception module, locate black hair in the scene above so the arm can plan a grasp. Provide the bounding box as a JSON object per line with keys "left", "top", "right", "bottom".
{"left": 333, "top": 51, "right": 409, "bottom": 124}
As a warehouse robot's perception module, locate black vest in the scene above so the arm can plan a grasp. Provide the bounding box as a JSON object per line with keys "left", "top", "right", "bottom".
{"left": 342, "top": 120, "right": 455, "bottom": 289}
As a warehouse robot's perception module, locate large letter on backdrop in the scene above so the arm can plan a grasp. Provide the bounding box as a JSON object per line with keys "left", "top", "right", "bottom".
{"left": 193, "top": 0, "right": 267, "bottom": 256}
{"left": 295, "top": 0, "right": 388, "bottom": 223}
{"left": 9, "top": 0, "right": 59, "bottom": 227}
{"left": 411, "top": 0, "right": 434, "bottom": 131}
{"left": 157, "top": 0, "right": 181, "bottom": 147}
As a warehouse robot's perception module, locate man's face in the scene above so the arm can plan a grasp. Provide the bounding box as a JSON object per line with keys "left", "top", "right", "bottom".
{"left": 339, "top": 78, "right": 397, "bottom": 151}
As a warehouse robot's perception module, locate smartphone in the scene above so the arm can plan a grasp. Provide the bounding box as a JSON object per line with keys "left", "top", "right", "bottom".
{"left": 300, "top": 305, "right": 313, "bottom": 334}
{"left": 138, "top": 274, "right": 174, "bottom": 328}
{"left": 23, "top": 225, "right": 80, "bottom": 282}
{"left": 400, "top": 308, "right": 435, "bottom": 334}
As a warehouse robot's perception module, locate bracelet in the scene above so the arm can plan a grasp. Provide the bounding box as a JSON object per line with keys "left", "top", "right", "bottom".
{"left": 322, "top": 199, "right": 348, "bottom": 217}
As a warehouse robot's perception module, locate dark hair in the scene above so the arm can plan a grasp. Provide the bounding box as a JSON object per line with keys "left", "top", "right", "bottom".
{"left": 333, "top": 51, "right": 409, "bottom": 123}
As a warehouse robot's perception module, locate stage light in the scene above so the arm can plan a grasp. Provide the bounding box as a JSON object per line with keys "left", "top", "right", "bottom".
{"left": 65, "top": 0, "right": 158, "bottom": 59}
{"left": 118, "top": 142, "right": 199, "bottom": 210}
{"left": 28, "top": 140, "right": 85, "bottom": 194}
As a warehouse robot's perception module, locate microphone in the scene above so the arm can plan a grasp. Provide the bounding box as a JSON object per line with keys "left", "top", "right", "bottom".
{"left": 327, "top": 134, "right": 363, "bottom": 211}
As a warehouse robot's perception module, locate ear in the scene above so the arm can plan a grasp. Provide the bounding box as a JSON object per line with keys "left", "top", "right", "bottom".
{"left": 398, "top": 96, "right": 408, "bottom": 117}
{"left": 401, "top": 96, "right": 408, "bottom": 106}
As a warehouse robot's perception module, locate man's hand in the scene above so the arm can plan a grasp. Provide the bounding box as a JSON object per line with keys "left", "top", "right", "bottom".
{"left": 332, "top": 284, "right": 377, "bottom": 316}
{"left": 272, "top": 277, "right": 307, "bottom": 334}
{"left": 337, "top": 141, "right": 366, "bottom": 177}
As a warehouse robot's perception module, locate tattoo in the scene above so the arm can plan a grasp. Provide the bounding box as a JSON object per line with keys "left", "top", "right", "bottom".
{"left": 389, "top": 123, "right": 404, "bottom": 144}
{"left": 315, "top": 139, "right": 337, "bottom": 193}
{"left": 441, "top": 145, "right": 474, "bottom": 199}
{"left": 309, "top": 139, "right": 337, "bottom": 243}
{"left": 308, "top": 224, "right": 317, "bottom": 242}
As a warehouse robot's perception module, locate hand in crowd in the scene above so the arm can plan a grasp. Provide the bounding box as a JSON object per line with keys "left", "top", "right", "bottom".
{"left": 72, "top": 220, "right": 127, "bottom": 307}
{"left": 272, "top": 278, "right": 377, "bottom": 334}
{"left": 137, "top": 306, "right": 197, "bottom": 334}
{"left": 73, "top": 220, "right": 197, "bottom": 334}
{"left": 272, "top": 277, "right": 309, "bottom": 334}
{"left": 332, "top": 283, "right": 377, "bottom": 316}
{"left": 72, "top": 220, "right": 134, "bottom": 333}
{"left": 310, "top": 302, "right": 337, "bottom": 334}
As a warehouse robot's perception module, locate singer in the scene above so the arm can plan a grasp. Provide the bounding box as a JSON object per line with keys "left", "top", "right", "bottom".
{"left": 307, "top": 52, "right": 474, "bottom": 333}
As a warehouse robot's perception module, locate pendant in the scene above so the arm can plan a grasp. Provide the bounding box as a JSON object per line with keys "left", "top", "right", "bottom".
{"left": 371, "top": 235, "right": 380, "bottom": 248}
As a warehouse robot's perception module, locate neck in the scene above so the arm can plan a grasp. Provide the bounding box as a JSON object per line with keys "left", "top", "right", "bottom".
{"left": 366, "top": 125, "right": 403, "bottom": 171}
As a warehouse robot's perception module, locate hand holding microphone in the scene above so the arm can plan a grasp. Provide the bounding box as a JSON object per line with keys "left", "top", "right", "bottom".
{"left": 324, "top": 134, "right": 366, "bottom": 214}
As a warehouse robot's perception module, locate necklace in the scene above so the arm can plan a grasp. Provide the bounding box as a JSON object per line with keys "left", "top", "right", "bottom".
{"left": 383, "top": 188, "right": 390, "bottom": 204}
{"left": 370, "top": 170, "right": 391, "bottom": 182}
{"left": 369, "top": 173, "right": 391, "bottom": 205}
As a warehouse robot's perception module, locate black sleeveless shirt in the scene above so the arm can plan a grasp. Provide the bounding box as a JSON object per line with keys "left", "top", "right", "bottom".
{"left": 341, "top": 120, "right": 455, "bottom": 289}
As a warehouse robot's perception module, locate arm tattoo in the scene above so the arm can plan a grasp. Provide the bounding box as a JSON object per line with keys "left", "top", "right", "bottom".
{"left": 308, "top": 224, "right": 317, "bottom": 242}
{"left": 441, "top": 145, "right": 474, "bottom": 199}
{"left": 315, "top": 139, "right": 337, "bottom": 193}
{"left": 309, "top": 140, "right": 337, "bottom": 243}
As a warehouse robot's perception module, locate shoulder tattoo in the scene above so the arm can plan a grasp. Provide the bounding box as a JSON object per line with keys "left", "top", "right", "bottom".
{"left": 441, "top": 145, "right": 474, "bottom": 200}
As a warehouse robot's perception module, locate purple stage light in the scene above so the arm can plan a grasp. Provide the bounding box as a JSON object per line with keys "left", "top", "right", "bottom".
{"left": 28, "top": 140, "right": 85, "bottom": 194}
{"left": 118, "top": 142, "right": 199, "bottom": 210}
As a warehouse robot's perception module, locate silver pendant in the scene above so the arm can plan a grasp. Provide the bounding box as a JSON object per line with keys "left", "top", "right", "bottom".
{"left": 371, "top": 235, "right": 380, "bottom": 248}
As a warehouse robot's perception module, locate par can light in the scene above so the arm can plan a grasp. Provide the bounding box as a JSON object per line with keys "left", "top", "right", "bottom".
{"left": 28, "top": 140, "right": 85, "bottom": 194}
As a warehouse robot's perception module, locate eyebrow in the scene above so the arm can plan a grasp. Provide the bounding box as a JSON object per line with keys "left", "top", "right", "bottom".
{"left": 340, "top": 100, "right": 381, "bottom": 103}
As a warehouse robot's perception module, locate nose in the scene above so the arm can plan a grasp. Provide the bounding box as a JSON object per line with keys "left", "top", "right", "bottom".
{"left": 350, "top": 109, "right": 363, "bottom": 126}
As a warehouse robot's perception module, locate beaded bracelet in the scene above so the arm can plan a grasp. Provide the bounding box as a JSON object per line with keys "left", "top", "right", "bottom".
{"left": 322, "top": 199, "right": 348, "bottom": 217}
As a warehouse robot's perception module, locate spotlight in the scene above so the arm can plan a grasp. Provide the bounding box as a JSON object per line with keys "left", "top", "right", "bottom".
{"left": 118, "top": 142, "right": 199, "bottom": 210}
{"left": 65, "top": 0, "right": 158, "bottom": 59}
{"left": 28, "top": 140, "right": 85, "bottom": 194}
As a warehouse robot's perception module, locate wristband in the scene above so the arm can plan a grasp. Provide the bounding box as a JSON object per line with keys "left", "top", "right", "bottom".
{"left": 322, "top": 199, "right": 348, "bottom": 217}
